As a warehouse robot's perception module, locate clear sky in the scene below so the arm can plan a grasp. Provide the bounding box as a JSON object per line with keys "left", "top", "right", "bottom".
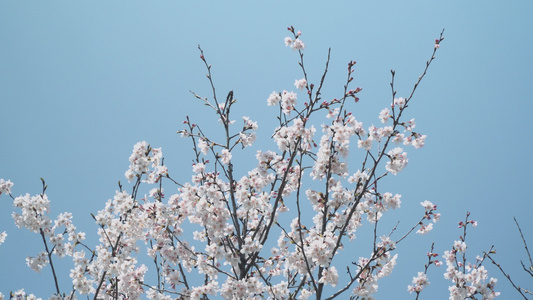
{"left": 1, "top": 1, "right": 532, "bottom": 298}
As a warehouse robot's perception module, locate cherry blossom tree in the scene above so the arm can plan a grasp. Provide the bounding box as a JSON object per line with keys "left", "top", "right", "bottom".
{"left": 0, "top": 26, "right": 527, "bottom": 300}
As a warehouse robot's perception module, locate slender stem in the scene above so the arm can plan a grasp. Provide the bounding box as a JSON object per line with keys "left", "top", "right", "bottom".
{"left": 485, "top": 252, "right": 529, "bottom": 300}
{"left": 514, "top": 217, "right": 533, "bottom": 269}
{"left": 39, "top": 228, "right": 61, "bottom": 295}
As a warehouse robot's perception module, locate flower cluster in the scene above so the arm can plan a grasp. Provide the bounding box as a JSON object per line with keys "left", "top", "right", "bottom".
{"left": 124, "top": 141, "right": 166, "bottom": 183}
{"left": 12, "top": 193, "right": 51, "bottom": 234}
{"left": 273, "top": 117, "right": 316, "bottom": 152}
{"left": 239, "top": 116, "right": 258, "bottom": 147}
{"left": 268, "top": 90, "right": 300, "bottom": 115}
{"left": 7, "top": 289, "right": 41, "bottom": 300}
{"left": 385, "top": 147, "right": 408, "bottom": 175}
{"left": 0, "top": 178, "right": 13, "bottom": 196}
{"left": 294, "top": 78, "right": 307, "bottom": 90}
{"left": 5, "top": 180, "right": 86, "bottom": 298}
{"left": 0, "top": 231, "right": 6, "bottom": 246}
{"left": 408, "top": 271, "right": 430, "bottom": 294}
{"left": 417, "top": 200, "right": 440, "bottom": 235}
{"left": 442, "top": 217, "right": 500, "bottom": 299}
{"left": 284, "top": 27, "right": 305, "bottom": 51}
{"left": 351, "top": 237, "right": 398, "bottom": 299}
{"left": 443, "top": 253, "right": 500, "bottom": 300}
{"left": 407, "top": 247, "right": 443, "bottom": 295}
{"left": 311, "top": 113, "right": 357, "bottom": 180}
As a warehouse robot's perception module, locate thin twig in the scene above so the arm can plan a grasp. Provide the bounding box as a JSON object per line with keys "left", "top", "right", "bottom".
{"left": 485, "top": 252, "right": 529, "bottom": 299}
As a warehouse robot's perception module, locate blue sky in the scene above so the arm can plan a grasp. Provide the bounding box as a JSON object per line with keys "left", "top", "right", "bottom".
{"left": 1, "top": 1, "right": 532, "bottom": 298}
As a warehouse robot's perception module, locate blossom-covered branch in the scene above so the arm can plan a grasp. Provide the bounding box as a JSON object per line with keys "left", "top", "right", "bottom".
{"left": 0, "top": 26, "right": 469, "bottom": 300}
